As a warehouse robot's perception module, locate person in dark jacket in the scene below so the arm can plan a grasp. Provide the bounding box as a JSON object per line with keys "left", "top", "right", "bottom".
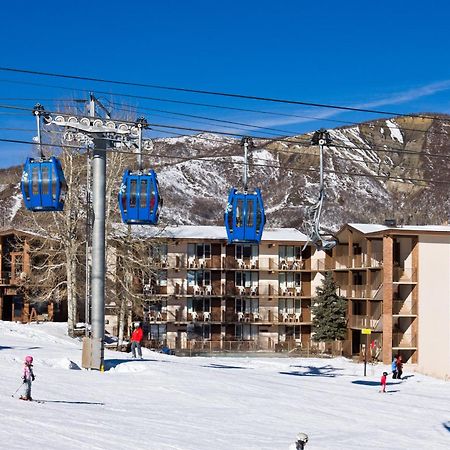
{"left": 130, "top": 322, "right": 144, "bottom": 359}
{"left": 396, "top": 354, "right": 403, "bottom": 380}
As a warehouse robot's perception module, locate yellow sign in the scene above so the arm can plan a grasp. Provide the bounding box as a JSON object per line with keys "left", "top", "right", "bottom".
{"left": 361, "top": 328, "right": 372, "bottom": 335}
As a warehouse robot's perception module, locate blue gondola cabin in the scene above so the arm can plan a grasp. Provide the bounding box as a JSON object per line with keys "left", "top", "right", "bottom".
{"left": 118, "top": 170, "right": 162, "bottom": 225}
{"left": 224, "top": 188, "right": 265, "bottom": 243}
{"left": 21, "top": 157, "right": 67, "bottom": 212}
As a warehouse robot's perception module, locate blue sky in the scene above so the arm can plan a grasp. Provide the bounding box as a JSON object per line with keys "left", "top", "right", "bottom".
{"left": 1, "top": 0, "right": 450, "bottom": 167}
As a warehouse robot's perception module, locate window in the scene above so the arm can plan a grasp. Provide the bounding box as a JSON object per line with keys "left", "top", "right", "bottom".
{"left": 279, "top": 272, "right": 301, "bottom": 288}
{"left": 187, "top": 243, "right": 211, "bottom": 259}
{"left": 235, "top": 244, "right": 258, "bottom": 260}
{"left": 247, "top": 199, "right": 254, "bottom": 227}
{"left": 187, "top": 270, "right": 211, "bottom": 287}
{"left": 278, "top": 298, "right": 301, "bottom": 313}
{"left": 41, "top": 165, "right": 50, "bottom": 195}
{"left": 147, "top": 270, "right": 167, "bottom": 287}
{"left": 140, "top": 179, "right": 148, "bottom": 208}
{"left": 150, "top": 243, "right": 168, "bottom": 263}
{"left": 187, "top": 323, "right": 210, "bottom": 339}
{"left": 235, "top": 271, "right": 258, "bottom": 287}
{"left": 147, "top": 324, "right": 166, "bottom": 341}
{"left": 188, "top": 297, "right": 211, "bottom": 313}
{"left": 236, "top": 298, "right": 259, "bottom": 313}
{"left": 285, "top": 325, "right": 301, "bottom": 340}
{"left": 279, "top": 245, "right": 302, "bottom": 261}
{"left": 129, "top": 180, "right": 137, "bottom": 207}
{"left": 236, "top": 199, "right": 243, "bottom": 227}
{"left": 32, "top": 167, "right": 39, "bottom": 195}
{"left": 236, "top": 324, "right": 258, "bottom": 340}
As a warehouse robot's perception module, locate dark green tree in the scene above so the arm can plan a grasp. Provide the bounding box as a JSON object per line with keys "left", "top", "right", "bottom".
{"left": 312, "top": 271, "right": 347, "bottom": 342}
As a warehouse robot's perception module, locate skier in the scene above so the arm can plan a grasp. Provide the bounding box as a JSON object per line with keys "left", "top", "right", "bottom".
{"left": 20, "top": 355, "right": 35, "bottom": 401}
{"left": 380, "top": 371, "right": 388, "bottom": 393}
{"left": 130, "top": 322, "right": 144, "bottom": 359}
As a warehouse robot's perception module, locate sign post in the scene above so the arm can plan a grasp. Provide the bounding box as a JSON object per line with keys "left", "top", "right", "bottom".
{"left": 361, "top": 328, "right": 371, "bottom": 376}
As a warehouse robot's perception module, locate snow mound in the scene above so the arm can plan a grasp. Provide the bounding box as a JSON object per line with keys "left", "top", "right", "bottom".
{"left": 40, "top": 357, "right": 81, "bottom": 370}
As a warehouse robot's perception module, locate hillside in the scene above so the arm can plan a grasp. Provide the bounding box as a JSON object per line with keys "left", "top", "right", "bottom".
{"left": 1, "top": 115, "right": 450, "bottom": 231}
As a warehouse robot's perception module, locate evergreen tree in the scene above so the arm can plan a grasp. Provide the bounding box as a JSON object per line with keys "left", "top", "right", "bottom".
{"left": 312, "top": 272, "right": 347, "bottom": 342}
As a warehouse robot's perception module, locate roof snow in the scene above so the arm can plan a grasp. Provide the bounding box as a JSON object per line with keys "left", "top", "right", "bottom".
{"left": 348, "top": 223, "right": 450, "bottom": 234}
{"left": 113, "top": 224, "right": 308, "bottom": 242}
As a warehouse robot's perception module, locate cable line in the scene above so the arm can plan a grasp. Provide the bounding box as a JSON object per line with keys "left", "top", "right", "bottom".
{"left": 2, "top": 77, "right": 450, "bottom": 141}
{"left": 0, "top": 65, "right": 440, "bottom": 119}
{"left": 1, "top": 136, "right": 448, "bottom": 186}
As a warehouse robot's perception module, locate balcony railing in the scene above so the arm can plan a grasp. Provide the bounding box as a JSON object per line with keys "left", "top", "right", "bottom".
{"left": 393, "top": 267, "right": 417, "bottom": 283}
{"left": 393, "top": 300, "right": 417, "bottom": 316}
{"left": 0, "top": 271, "right": 11, "bottom": 284}
{"left": 348, "top": 315, "right": 381, "bottom": 330}
{"left": 392, "top": 333, "right": 417, "bottom": 348}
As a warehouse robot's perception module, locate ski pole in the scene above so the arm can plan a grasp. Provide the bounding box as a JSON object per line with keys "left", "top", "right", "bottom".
{"left": 11, "top": 381, "right": 24, "bottom": 397}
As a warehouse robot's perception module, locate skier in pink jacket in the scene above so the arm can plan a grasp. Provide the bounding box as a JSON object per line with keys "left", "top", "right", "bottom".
{"left": 20, "top": 355, "right": 35, "bottom": 401}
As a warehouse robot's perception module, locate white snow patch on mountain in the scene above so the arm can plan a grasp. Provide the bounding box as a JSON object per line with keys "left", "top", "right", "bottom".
{"left": 386, "top": 119, "right": 404, "bottom": 143}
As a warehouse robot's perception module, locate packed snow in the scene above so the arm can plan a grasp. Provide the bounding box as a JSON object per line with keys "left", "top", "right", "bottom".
{"left": 1, "top": 321, "right": 449, "bottom": 450}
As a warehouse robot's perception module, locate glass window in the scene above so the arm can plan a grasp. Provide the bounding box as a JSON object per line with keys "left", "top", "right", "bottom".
{"left": 129, "top": 180, "right": 137, "bottom": 208}
{"left": 41, "top": 165, "right": 50, "bottom": 196}
{"left": 140, "top": 179, "right": 148, "bottom": 209}
{"left": 32, "top": 166, "right": 39, "bottom": 196}
{"left": 247, "top": 199, "right": 254, "bottom": 227}
{"left": 236, "top": 199, "right": 243, "bottom": 227}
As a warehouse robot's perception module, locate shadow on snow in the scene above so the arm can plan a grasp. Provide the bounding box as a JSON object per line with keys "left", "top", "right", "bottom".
{"left": 104, "top": 358, "right": 158, "bottom": 370}
{"left": 35, "top": 400, "right": 104, "bottom": 405}
{"left": 352, "top": 380, "right": 402, "bottom": 387}
{"left": 280, "top": 364, "right": 345, "bottom": 378}
{"left": 202, "top": 363, "right": 249, "bottom": 370}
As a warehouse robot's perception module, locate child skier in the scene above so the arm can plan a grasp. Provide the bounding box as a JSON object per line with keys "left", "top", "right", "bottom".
{"left": 380, "top": 371, "right": 388, "bottom": 393}
{"left": 20, "top": 355, "right": 35, "bottom": 401}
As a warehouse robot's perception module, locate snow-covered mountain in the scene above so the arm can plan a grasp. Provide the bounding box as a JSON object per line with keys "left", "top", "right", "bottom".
{"left": 1, "top": 115, "right": 450, "bottom": 231}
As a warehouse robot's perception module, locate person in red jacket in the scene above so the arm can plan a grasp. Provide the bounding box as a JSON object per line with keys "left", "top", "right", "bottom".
{"left": 380, "top": 371, "right": 388, "bottom": 393}
{"left": 130, "top": 322, "right": 144, "bottom": 359}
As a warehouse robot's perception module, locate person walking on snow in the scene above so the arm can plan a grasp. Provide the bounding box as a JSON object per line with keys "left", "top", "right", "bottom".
{"left": 396, "top": 354, "right": 403, "bottom": 380}
{"left": 391, "top": 356, "right": 398, "bottom": 379}
{"left": 130, "top": 322, "right": 144, "bottom": 359}
{"left": 380, "top": 371, "right": 388, "bottom": 393}
{"left": 20, "top": 355, "right": 35, "bottom": 401}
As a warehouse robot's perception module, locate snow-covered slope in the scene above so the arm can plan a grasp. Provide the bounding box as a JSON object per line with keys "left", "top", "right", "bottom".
{"left": 0, "top": 321, "right": 449, "bottom": 450}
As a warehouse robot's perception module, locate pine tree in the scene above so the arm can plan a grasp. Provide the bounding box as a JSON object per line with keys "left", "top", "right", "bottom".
{"left": 312, "top": 272, "right": 347, "bottom": 342}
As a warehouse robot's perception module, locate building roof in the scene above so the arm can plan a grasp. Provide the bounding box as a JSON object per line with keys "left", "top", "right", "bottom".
{"left": 347, "top": 223, "right": 450, "bottom": 236}
{"left": 113, "top": 224, "right": 308, "bottom": 242}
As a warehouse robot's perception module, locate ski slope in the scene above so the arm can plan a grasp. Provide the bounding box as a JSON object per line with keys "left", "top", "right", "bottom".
{"left": 0, "top": 321, "right": 449, "bottom": 450}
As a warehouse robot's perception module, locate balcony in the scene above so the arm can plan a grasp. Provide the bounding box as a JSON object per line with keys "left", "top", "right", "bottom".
{"left": 0, "top": 271, "right": 11, "bottom": 284}
{"left": 393, "top": 300, "right": 417, "bottom": 316}
{"left": 392, "top": 333, "right": 417, "bottom": 348}
{"left": 393, "top": 268, "right": 417, "bottom": 283}
{"left": 348, "top": 315, "right": 381, "bottom": 330}
{"left": 278, "top": 259, "right": 304, "bottom": 271}
{"left": 278, "top": 286, "right": 302, "bottom": 297}
{"left": 187, "top": 285, "right": 215, "bottom": 296}
{"left": 188, "top": 311, "right": 214, "bottom": 322}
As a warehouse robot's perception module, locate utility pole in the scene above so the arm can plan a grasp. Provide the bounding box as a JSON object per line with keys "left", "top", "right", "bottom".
{"left": 43, "top": 96, "right": 137, "bottom": 371}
